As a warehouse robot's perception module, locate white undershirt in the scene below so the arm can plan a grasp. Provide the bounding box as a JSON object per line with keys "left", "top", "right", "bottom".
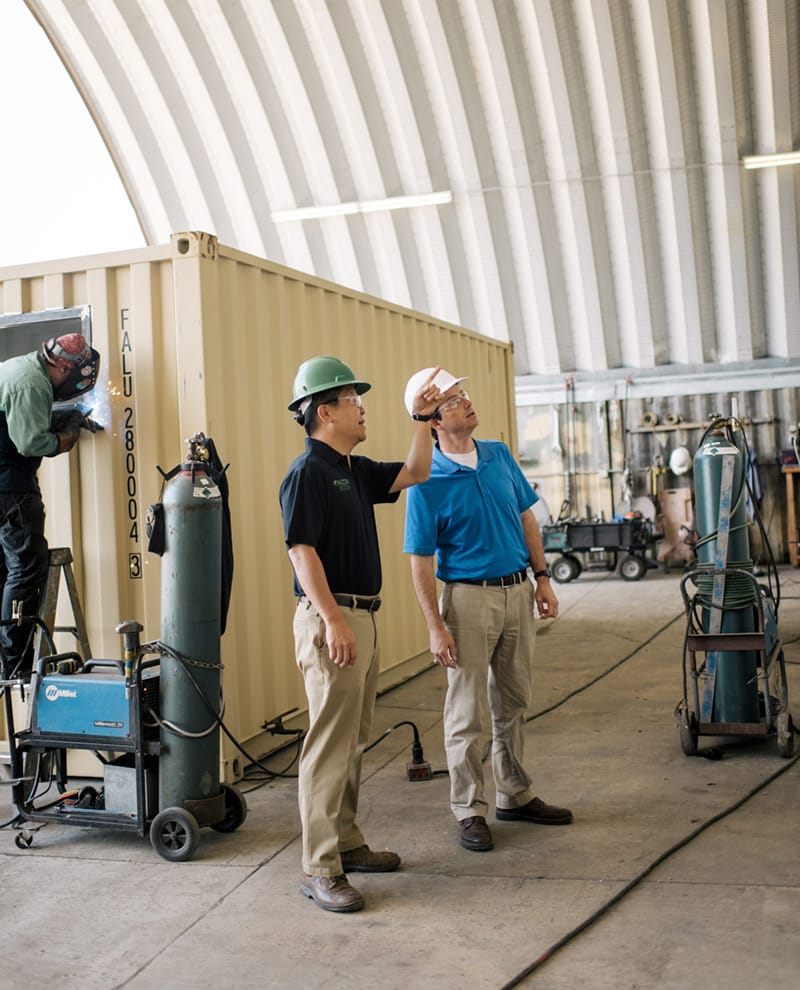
{"left": 443, "top": 448, "right": 478, "bottom": 470}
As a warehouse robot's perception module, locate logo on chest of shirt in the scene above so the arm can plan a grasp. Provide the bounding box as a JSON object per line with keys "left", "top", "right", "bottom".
{"left": 333, "top": 478, "right": 352, "bottom": 493}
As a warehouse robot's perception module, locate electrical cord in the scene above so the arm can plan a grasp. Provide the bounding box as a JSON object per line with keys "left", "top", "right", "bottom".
{"left": 498, "top": 748, "right": 800, "bottom": 988}
{"left": 527, "top": 611, "right": 685, "bottom": 723}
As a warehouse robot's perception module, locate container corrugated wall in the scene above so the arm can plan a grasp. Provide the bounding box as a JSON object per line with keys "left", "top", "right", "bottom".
{"left": 0, "top": 233, "right": 516, "bottom": 778}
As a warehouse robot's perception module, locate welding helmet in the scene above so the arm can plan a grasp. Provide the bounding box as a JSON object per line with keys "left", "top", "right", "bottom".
{"left": 40, "top": 334, "right": 101, "bottom": 401}
{"left": 288, "top": 356, "right": 371, "bottom": 412}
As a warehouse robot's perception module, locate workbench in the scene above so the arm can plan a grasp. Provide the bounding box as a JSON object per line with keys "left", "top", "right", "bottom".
{"left": 781, "top": 464, "right": 800, "bottom": 566}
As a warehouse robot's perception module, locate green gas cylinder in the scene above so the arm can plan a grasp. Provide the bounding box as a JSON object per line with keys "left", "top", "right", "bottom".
{"left": 158, "top": 442, "right": 222, "bottom": 815}
{"left": 693, "top": 429, "right": 760, "bottom": 723}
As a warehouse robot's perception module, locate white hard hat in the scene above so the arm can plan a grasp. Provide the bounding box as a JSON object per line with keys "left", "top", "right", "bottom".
{"left": 404, "top": 367, "right": 469, "bottom": 416}
{"left": 669, "top": 445, "right": 693, "bottom": 476}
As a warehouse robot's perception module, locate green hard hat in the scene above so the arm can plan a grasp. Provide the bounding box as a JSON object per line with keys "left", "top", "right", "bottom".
{"left": 288, "top": 355, "right": 371, "bottom": 411}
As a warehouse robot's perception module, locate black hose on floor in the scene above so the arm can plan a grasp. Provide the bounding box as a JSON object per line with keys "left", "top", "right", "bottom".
{"left": 498, "top": 750, "right": 800, "bottom": 989}
{"left": 527, "top": 610, "right": 685, "bottom": 722}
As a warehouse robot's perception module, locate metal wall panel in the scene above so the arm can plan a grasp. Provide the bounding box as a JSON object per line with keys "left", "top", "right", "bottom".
{"left": 0, "top": 232, "right": 516, "bottom": 777}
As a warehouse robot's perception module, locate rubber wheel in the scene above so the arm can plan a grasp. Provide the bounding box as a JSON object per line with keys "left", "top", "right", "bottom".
{"left": 776, "top": 712, "right": 794, "bottom": 758}
{"left": 620, "top": 555, "right": 647, "bottom": 581}
{"left": 552, "top": 556, "right": 579, "bottom": 583}
{"left": 210, "top": 783, "right": 248, "bottom": 833}
{"left": 77, "top": 786, "right": 100, "bottom": 808}
{"left": 679, "top": 709, "right": 698, "bottom": 756}
{"left": 150, "top": 808, "right": 200, "bottom": 862}
{"left": 14, "top": 832, "right": 33, "bottom": 849}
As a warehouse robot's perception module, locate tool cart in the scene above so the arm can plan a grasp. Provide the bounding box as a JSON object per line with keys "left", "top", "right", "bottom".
{"left": 542, "top": 515, "right": 658, "bottom": 582}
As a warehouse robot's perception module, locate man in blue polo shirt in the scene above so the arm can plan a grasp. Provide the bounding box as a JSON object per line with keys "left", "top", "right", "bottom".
{"left": 280, "top": 355, "right": 443, "bottom": 913}
{"left": 403, "top": 368, "right": 572, "bottom": 853}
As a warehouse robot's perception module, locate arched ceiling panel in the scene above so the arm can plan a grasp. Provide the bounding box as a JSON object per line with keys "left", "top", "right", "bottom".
{"left": 25, "top": 0, "right": 800, "bottom": 399}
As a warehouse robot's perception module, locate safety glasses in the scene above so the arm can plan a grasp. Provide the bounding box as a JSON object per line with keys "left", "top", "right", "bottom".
{"left": 437, "top": 389, "right": 470, "bottom": 414}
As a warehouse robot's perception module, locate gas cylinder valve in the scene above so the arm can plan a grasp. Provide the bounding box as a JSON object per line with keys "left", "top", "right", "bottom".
{"left": 186, "top": 432, "right": 210, "bottom": 462}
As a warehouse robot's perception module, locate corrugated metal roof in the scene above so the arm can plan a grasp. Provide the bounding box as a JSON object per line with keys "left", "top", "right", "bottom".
{"left": 25, "top": 0, "right": 800, "bottom": 395}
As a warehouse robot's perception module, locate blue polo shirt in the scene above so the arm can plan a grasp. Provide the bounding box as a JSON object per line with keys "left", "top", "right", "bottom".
{"left": 280, "top": 437, "right": 402, "bottom": 597}
{"left": 403, "top": 440, "right": 537, "bottom": 581}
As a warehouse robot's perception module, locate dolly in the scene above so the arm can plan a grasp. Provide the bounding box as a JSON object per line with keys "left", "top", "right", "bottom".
{"left": 675, "top": 416, "right": 794, "bottom": 758}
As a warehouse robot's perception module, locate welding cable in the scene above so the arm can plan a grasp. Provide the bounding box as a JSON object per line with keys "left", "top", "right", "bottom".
{"left": 527, "top": 611, "right": 685, "bottom": 723}
{"left": 0, "top": 755, "right": 63, "bottom": 829}
{"left": 147, "top": 640, "right": 303, "bottom": 784}
{"left": 139, "top": 641, "right": 223, "bottom": 739}
{"left": 497, "top": 749, "right": 800, "bottom": 989}
{"left": 709, "top": 417, "right": 781, "bottom": 612}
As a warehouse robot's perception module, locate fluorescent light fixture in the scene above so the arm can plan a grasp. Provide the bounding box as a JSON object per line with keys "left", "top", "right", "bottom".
{"left": 271, "top": 190, "right": 452, "bottom": 223}
{"left": 743, "top": 150, "right": 800, "bottom": 170}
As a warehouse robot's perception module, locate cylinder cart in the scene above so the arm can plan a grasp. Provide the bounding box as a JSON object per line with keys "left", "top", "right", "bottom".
{"left": 677, "top": 568, "right": 793, "bottom": 757}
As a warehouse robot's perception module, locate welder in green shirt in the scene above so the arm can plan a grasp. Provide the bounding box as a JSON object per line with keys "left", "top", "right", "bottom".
{"left": 0, "top": 333, "right": 100, "bottom": 675}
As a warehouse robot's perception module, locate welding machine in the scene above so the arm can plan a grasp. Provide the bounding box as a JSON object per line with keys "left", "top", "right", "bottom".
{"left": 30, "top": 659, "right": 144, "bottom": 740}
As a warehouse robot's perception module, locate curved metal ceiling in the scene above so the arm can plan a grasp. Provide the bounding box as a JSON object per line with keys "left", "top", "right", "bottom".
{"left": 26, "top": 0, "right": 800, "bottom": 398}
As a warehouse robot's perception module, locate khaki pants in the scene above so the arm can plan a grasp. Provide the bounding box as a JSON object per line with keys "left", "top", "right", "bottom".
{"left": 294, "top": 599, "right": 380, "bottom": 876}
{"left": 440, "top": 580, "right": 537, "bottom": 820}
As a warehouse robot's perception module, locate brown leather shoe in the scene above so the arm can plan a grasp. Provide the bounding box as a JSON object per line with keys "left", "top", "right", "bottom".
{"left": 496, "top": 796, "right": 573, "bottom": 825}
{"left": 340, "top": 844, "right": 401, "bottom": 873}
{"left": 300, "top": 874, "right": 365, "bottom": 913}
{"left": 459, "top": 816, "right": 493, "bottom": 851}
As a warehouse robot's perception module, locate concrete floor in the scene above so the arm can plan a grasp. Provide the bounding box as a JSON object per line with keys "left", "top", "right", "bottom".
{"left": 1, "top": 566, "right": 799, "bottom": 990}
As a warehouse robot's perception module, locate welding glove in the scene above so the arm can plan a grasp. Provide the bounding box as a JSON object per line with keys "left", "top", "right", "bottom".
{"left": 51, "top": 408, "right": 86, "bottom": 454}
{"left": 51, "top": 408, "right": 87, "bottom": 433}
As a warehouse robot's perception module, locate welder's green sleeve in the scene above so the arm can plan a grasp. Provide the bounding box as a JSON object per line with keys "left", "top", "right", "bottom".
{"left": 0, "top": 354, "right": 59, "bottom": 457}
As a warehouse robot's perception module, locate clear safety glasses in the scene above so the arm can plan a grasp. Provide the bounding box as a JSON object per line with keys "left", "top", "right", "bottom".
{"left": 437, "top": 389, "right": 470, "bottom": 414}
{"left": 327, "top": 393, "right": 364, "bottom": 408}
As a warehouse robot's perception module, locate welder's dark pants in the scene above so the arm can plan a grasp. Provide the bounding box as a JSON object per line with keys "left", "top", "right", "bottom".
{"left": 0, "top": 491, "right": 49, "bottom": 675}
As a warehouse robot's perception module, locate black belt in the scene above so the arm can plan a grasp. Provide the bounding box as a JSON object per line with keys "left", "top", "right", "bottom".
{"left": 332, "top": 593, "right": 382, "bottom": 613}
{"left": 453, "top": 568, "right": 528, "bottom": 588}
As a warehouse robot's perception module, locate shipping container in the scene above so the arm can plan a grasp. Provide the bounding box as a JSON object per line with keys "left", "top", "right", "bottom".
{"left": 0, "top": 232, "right": 516, "bottom": 780}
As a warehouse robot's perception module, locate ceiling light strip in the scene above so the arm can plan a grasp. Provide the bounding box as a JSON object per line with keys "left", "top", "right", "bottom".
{"left": 742, "top": 150, "right": 800, "bottom": 169}
{"left": 271, "top": 191, "right": 453, "bottom": 222}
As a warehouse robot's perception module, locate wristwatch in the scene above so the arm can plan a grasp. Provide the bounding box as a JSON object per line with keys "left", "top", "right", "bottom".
{"left": 411, "top": 411, "right": 437, "bottom": 422}
{"left": 533, "top": 568, "right": 551, "bottom": 580}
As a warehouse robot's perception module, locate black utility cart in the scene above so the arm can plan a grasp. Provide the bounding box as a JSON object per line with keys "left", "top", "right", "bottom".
{"left": 542, "top": 515, "right": 657, "bottom": 582}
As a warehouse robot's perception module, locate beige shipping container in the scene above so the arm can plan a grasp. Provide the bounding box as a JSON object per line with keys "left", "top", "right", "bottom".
{"left": 0, "top": 232, "right": 517, "bottom": 780}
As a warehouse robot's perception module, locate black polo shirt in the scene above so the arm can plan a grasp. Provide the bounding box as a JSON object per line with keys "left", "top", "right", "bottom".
{"left": 280, "top": 437, "right": 402, "bottom": 597}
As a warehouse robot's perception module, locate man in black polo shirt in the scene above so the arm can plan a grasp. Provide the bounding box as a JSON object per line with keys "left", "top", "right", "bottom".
{"left": 280, "top": 355, "right": 443, "bottom": 914}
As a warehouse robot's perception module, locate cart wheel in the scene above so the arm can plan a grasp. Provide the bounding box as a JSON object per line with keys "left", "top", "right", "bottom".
{"left": 150, "top": 808, "right": 200, "bottom": 862}
{"left": 77, "top": 786, "right": 100, "bottom": 808}
{"left": 552, "top": 556, "right": 579, "bottom": 583}
{"left": 679, "top": 709, "right": 698, "bottom": 756}
{"left": 211, "top": 783, "right": 248, "bottom": 833}
{"left": 15, "top": 832, "right": 33, "bottom": 850}
{"left": 776, "top": 712, "right": 794, "bottom": 758}
{"left": 620, "top": 555, "right": 647, "bottom": 581}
